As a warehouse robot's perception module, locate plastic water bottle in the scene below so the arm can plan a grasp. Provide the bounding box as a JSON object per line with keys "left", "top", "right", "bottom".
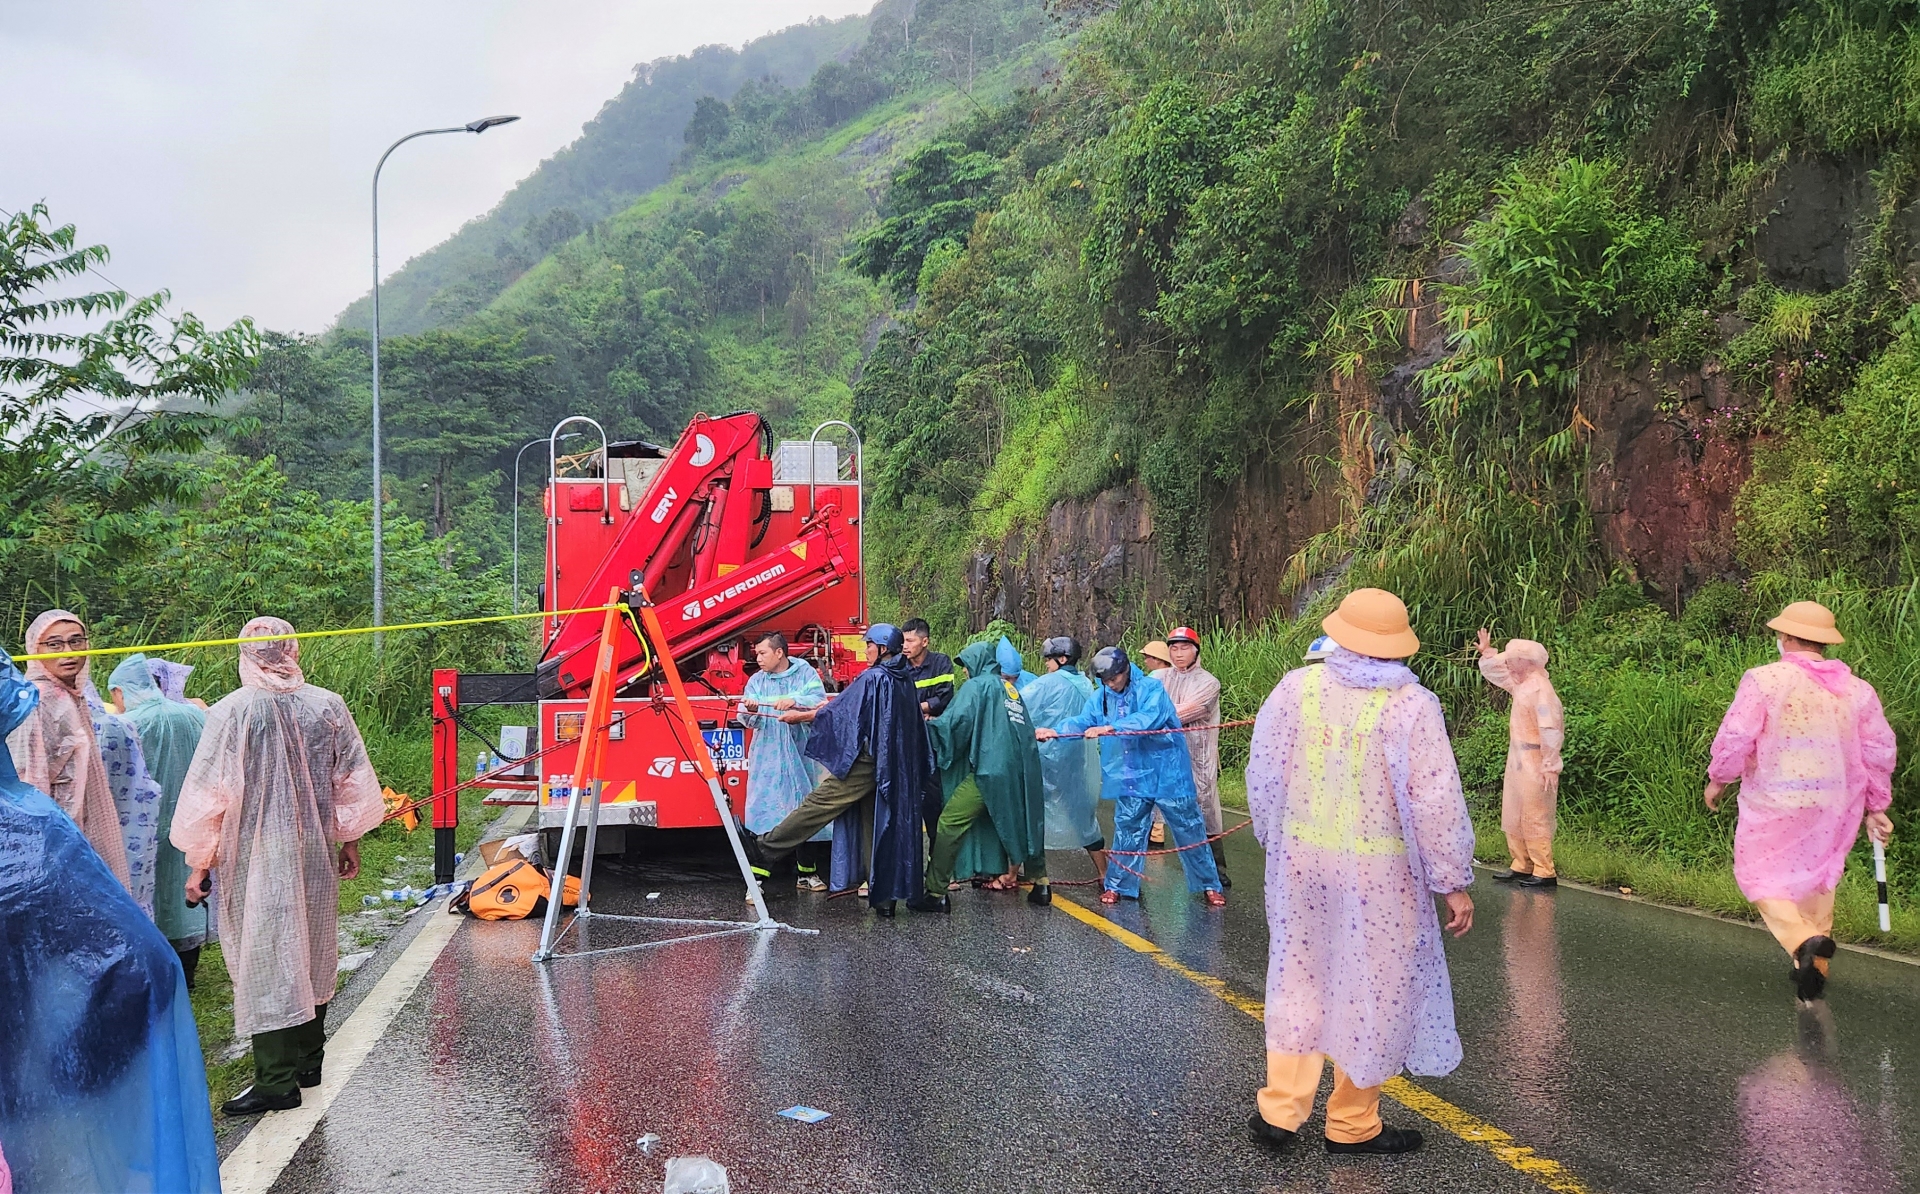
{"left": 475, "top": 751, "right": 491, "bottom": 778}
{"left": 454, "top": 852, "right": 465, "bottom": 867}
{"left": 361, "top": 894, "right": 379, "bottom": 907}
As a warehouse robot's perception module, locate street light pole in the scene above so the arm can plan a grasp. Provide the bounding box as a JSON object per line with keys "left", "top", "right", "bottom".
{"left": 370, "top": 115, "right": 520, "bottom": 652}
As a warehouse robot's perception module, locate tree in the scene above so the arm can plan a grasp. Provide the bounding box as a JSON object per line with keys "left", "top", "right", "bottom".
{"left": 380, "top": 330, "right": 555, "bottom": 544}
{"left": 0, "top": 203, "right": 257, "bottom": 614}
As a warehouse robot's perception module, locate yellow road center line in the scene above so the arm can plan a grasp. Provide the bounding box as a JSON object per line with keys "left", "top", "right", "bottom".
{"left": 1051, "top": 895, "right": 1595, "bottom": 1194}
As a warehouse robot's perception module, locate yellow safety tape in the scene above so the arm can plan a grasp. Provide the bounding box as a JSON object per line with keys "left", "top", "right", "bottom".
{"left": 9, "top": 604, "right": 626, "bottom": 663}
{"left": 1050, "top": 895, "right": 1596, "bottom": 1194}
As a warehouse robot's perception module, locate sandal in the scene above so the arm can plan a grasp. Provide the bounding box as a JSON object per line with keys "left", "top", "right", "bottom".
{"left": 1099, "top": 890, "right": 1120, "bottom": 905}
{"left": 1204, "top": 889, "right": 1227, "bottom": 907}
{"left": 981, "top": 876, "right": 1020, "bottom": 892}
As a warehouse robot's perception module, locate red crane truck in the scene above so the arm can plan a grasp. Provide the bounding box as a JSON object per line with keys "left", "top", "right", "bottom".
{"left": 428, "top": 412, "right": 868, "bottom": 882}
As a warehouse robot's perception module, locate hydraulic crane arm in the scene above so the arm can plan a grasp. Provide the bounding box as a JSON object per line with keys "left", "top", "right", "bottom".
{"left": 536, "top": 508, "right": 856, "bottom": 697}
{"left": 536, "top": 408, "right": 858, "bottom": 698}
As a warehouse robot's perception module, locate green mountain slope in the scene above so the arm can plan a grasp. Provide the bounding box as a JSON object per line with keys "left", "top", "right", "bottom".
{"left": 334, "top": 14, "right": 872, "bottom": 338}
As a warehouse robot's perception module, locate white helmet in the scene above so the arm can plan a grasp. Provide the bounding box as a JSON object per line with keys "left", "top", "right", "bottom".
{"left": 1304, "top": 635, "right": 1336, "bottom": 662}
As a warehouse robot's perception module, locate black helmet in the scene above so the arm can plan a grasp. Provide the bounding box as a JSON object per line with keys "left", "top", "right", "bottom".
{"left": 1091, "top": 646, "right": 1130, "bottom": 680}
{"left": 1041, "top": 635, "right": 1083, "bottom": 665}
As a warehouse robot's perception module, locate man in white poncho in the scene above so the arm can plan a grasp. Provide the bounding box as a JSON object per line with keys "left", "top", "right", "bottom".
{"left": 1244, "top": 588, "right": 1476, "bottom": 1159}
{"left": 170, "top": 617, "right": 385, "bottom": 1116}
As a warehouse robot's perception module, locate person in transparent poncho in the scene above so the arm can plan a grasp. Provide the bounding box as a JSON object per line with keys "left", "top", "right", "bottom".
{"left": 170, "top": 617, "right": 386, "bottom": 1116}
{"left": 6, "top": 611, "right": 130, "bottom": 890}
{"left": 1706, "top": 601, "right": 1896, "bottom": 1002}
{"left": 1244, "top": 589, "right": 1475, "bottom": 1159}
{"left": 1474, "top": 631, "right": 1564, "bottom": 888}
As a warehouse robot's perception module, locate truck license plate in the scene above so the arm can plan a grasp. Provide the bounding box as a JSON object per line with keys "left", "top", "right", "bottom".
{"left": 702, "top": 728, "right": 747, "bottom": 769}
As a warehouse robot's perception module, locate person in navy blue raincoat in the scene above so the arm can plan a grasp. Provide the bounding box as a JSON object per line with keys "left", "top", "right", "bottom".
{"left": 1038, "top": 646, "right": 1225, "bottom": 906}
{"left": 745, "top": 624, "right": 932, "bottom": 916}
{"left": 0, "top": 648, "right": 219, "bottom": 1193}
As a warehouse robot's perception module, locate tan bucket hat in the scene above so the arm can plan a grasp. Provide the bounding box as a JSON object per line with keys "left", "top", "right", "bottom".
{"left": 1140, "top": 639, "right": 1173, "bottom": 666}
{"left": 1766, "top": 601, "right": 1844, "bottom": 645}
{"left": 1322, "top": 588, "right": 1420, "bottom": 658}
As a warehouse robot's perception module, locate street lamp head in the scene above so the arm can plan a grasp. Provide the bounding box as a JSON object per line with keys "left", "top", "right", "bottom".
{"left": 466, "top": 115, "right": 521, "bottom": 134}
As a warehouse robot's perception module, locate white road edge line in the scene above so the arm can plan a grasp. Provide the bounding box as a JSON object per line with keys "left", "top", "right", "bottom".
{"left": 218, "top": 905, "right": 463, "bottom": 1194}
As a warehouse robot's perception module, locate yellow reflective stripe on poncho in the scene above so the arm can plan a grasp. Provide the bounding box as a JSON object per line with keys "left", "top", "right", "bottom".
{"left": 1286, "top": 668, "right": 1406, "bottom": 856}
{"left": 915, "top": 673, "right": 956, "bottom": 689}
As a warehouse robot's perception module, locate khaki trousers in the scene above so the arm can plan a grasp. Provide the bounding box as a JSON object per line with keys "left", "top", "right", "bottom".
{"left": 1755, "top": 890, "right": 1837, "bottom": 974}
{"left": 1256, "top": 1052, "right": 1383, "bottom": 1144}
{"left": 1501, "top": 745, "right": 1556, "bottom": 877}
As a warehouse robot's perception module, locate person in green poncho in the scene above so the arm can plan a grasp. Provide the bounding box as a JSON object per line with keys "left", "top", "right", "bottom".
{"left": 907, "top": 637, "right": 1050, "bottom": 913}
{"left": 107, "top": 653, "right": 211, "bottom": 986}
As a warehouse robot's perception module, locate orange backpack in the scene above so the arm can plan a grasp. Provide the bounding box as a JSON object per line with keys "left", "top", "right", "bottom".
{"left": 452, "top": 858, "right": 580, "bottom": 920}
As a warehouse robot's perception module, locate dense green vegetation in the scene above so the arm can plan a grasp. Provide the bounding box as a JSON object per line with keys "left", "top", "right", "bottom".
{"left": 843, "top": 0, "right": 1920, "bottom": 927}
{"left": 17, "top": 0, "right": 1920, "bottom": 949}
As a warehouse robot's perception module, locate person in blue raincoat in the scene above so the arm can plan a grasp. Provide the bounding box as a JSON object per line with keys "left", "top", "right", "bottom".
{"left": 107, "top": 654, "right": 212, "bottom": 986}
{"left": 738, "top": 632, "right": 830, "bottom": 890}
{"left": 745, "top": 624, "right": 932, "bottom": 916}
{"left": 0, "top": 648, "right": 219, "bottom": 1193}
{"left": 1037, "top": 645, "right": 1224, "bottom": 906}
{"left": 1021, "top": 636, "right": 1107, "bottom": 876}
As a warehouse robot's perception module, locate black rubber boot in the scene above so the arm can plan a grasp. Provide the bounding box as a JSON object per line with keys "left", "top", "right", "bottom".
{"left": 872, "top": 900, "right": 897, "bottom": 918}
{"left": 1211, "top": 840, "right": 1232, "bottom": 889}
{"left": 296, "top": 1068, "right": 322, "bottom": 1089}
{"left": 1491, "top": 869, "right": 1529, "bottom": 883}
{"left": 1515, "top": 873, "right": 1558, "bottom": 889}
{"left": 906, "top": 892, "right": 951, "bottom": 914}
{"left": 1248, "top": 1113, "right": 1298, "bottom": 1153}
{"left": 222, "top": 1087, "right": 301, "bottom": 1117}
{"left": 1794, "top": 935, "right": 1836, "bottom": 1000}
{"left": 1325, "top": 1126, "right": 1424, "bottom": 1155}
{"left": 1027, "top": 883, "right": 1052, "bottom": 906}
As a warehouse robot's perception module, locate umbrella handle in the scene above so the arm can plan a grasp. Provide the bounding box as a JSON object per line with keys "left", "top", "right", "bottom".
{"left": 1875, "top": 838, "right": 1891, "bottom": 933}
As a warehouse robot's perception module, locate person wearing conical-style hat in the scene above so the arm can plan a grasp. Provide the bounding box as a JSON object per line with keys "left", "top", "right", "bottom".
{"left": 1243, "top": 588, "right": 1476, "bottom": 1159}
{"left": 1706, "top": 601, "right": 1896, "bottom": 1002}
{"left": 1474, "top": 630, "right": 1565, "bottom": 889}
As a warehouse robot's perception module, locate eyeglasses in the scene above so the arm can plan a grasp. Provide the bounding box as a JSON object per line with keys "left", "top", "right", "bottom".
{"left": 40, "top": 635, "right": 89, "bottom": 652}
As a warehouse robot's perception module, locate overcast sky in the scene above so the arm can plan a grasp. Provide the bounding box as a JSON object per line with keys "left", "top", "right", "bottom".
{"left": 3, "top": 0, "right": 872, "bottom": 335}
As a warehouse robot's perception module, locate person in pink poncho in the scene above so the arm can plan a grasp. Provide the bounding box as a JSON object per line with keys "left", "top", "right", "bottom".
{"left": 170, "top": 617, "right": 386, "bottom": 1116}
{"left": 1244, "top": 588, "right": 1476, "bottom": 1159}
{"left": 1475, "top": 631, "right": 1564, "bottom": 889}
{"left": 1706, "top": 601, "right": 1896, "bottom": 1001}
{"left": 5, "top": 611, "right": 131, "bottom": 890}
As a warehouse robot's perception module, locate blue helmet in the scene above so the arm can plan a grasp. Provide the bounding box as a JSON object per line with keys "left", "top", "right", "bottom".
{"left": 1091, "top": 646, "right": 1130, "bottom": 680}
{"left": 864, "top": 623, "right": 905, "bottom": 655}
{"left": 1304, "top": 635, "right": 1336, "bottom": 661}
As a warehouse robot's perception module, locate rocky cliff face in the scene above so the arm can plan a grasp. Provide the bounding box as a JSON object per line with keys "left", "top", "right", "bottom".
{"left": 965, "top": 153, "right": 1880, "bottom": 637}
{"left": 966, "top": 430, "right": 1344, "bottom": 642}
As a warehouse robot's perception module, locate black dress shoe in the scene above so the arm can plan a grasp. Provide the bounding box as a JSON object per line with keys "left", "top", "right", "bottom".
{"left": 1247, "top": 1113, "right": 1298, "bottom": 1153}
{"left": 1026, "top": 883, "right": 1052, "bottom": 907}
{"left": 1515, "top": 873, "right": 1557, "bottom": 889}
{"left": 222, "top": 1087, "right": 301, "bottom": 1117}
{"left": 1491, "top": 869, "right": 1529, "bottom": 883}
{"left": 872, "top": 900, "right": 896, "bottom": 918}
{"left": 906, "top": 892, "right": 951, "bottom": 913}
{"left": 296, "top": 1068, "right": 322, "bottom": 1089}
{"left": 1794, "top": 935, "right": 1836, "bottom": 1000}
{"left": 1325, "top": 1126, "right": 1423, "bottom": 1155}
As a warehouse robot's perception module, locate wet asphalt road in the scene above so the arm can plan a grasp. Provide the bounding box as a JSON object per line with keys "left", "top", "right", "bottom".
{"left": 267, "top": 822, "right": 1920, "bottom": 1194}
